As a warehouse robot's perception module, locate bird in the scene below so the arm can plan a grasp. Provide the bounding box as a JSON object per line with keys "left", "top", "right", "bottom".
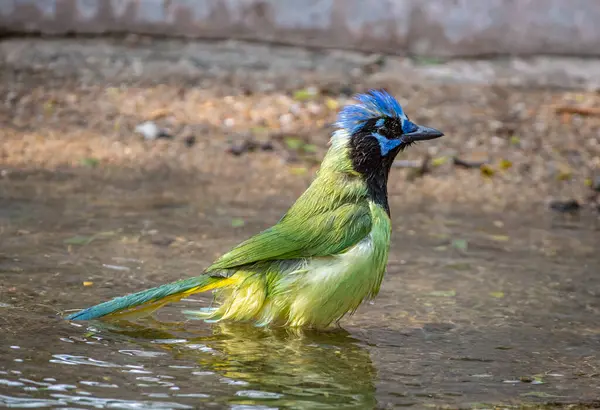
{"left": 65, "top": 89, "right": 443, "bottom": 328}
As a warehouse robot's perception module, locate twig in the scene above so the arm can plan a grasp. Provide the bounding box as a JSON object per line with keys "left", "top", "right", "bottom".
{"left": 452, "top": 156, "right": 488, "bottom": 168}
{"left": 555, "top": 106, "right": 600, "bottom": 116}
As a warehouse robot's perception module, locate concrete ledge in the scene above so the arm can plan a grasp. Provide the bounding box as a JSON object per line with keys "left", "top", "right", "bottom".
{"left": 1, "top": 0, "right": 600, "bottom": 57}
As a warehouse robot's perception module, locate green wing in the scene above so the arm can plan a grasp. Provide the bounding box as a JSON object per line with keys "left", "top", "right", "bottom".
{"left": 206, "top": 201, "right": 372, "bottom": 272}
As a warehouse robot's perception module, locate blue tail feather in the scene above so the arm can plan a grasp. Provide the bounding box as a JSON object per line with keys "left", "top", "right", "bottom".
{"left": 65, "top": 276, "right": 216, "bottom": 321}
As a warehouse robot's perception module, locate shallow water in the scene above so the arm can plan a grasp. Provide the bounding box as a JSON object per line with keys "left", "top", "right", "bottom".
{"left": 1, "top": 168, "right": 599, "bottom": 409}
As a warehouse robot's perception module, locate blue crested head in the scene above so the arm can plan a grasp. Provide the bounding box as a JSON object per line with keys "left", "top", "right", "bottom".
{"left": 336, "top": 89, "right": 409, "bottom": 134}
{"left": 336, "top": 89, "right": 443, "bottom": 157}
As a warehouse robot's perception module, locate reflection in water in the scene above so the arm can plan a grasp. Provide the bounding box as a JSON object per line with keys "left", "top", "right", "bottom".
{"left": 113, "top": 321, "right": 377, "bottom": 409}
{"left": 0, "top": 318, "right": 377, "bottom": 408}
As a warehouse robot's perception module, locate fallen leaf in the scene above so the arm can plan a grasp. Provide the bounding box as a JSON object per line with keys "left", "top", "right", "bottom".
{"left": 284, "top": 137, "right": 304, "bottom": 151}
{"left": 250, "top": 126, "right": 269, "bottom": 137}
{"left": 488, "top": 234, "right": 509, "bottom": 242}
{"left": 427, "top": 290, "right": 456, "bottom": 297}
{"left": 532, "top": 375, "right": 545, "bottom": 385}
{"left": 556, "top": 167, "right": 572, "bottom": 181}
{"left": 414, "top": 56, "right": 444, "bottom": 65}
{"left": 64, "top": 235, "right": 94, "bottom": 245}
{"left": 82, "top": 281, "right": 94, "bottom": 287}
{"left": 293, "top": 87, "right": 318, "bottom": 101}
{"left": 480, "top": 164, "right": 495, "bottom": 178}
{"left": 325, "top": 98, "right": 339, "bottom": 110}
{"left": 105, "top": 87, "right": 120, "bottom": 97}
{"left": 445, "top": 262, "right": 471, "bottom": 271}
{"left": 300, "top": 143, "right": 316, "bottom": 153}
{"left": 290, "top": 166, "right": 308, "bottom": 175}
{"left": 80, "top": 157, "right": 100, "bottom": 168}
{"left": 230, "top": 218, "right": 245, "bottom": 228}
{"left": 451, "top": 238, "right": 468, "bottom": 251}
{"left": 499, "top": 159, "right": 512, "bottom": 170}
{"left": 431, "top": 156, "right": 449, "bottom": 167}
{"left": 43, "top": 100, "right": 55, "bottom": 115}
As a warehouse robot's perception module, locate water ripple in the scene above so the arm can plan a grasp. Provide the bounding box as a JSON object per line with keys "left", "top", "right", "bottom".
{"left": 79, "top": 380, "right": 119, "bottom": 388}
{"left": 119, "top": 350, "right": 167, "bottom": 358}
{"left": 0, "top": 394, "right": 61, "bottom": 408}
{"left": 150, "top": 339, "right": 188, "bottom": 345}
{"left": 50, "top": 354, "right": 120, "bottom": 368}
{"left": 0, "top": 379, "right": 24, "bottom": 387}
{"left": 50, "top": 394, "right": 193, "bottom": 409}
{"left": 235, "top": 390, "right": 284, "bottom": 400}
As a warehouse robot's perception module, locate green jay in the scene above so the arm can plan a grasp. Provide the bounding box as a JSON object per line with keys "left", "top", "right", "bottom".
{"left": 66, "top": 90, "right": 443, "bottom": 328}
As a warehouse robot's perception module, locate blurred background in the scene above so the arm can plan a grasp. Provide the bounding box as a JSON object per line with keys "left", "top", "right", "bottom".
{"left": 1, "top": 1, "right": 599, "bottom": 409}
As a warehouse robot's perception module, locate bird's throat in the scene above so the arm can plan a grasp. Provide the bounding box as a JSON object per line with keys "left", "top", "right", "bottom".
{"left": 363, "top": 165, "right": 392, "bottom": 216}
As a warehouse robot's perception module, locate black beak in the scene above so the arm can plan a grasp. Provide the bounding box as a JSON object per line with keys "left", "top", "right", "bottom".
{"left": 404, "top": 125, "right": 444, "bottom": 142}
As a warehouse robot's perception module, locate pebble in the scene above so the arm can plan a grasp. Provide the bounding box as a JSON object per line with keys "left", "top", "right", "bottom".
{"left": 592, "top": 175, "right": 600, "bottom": 192}
{"left": 134, "top": 121, "right": 171, "bottom": 140}
{"left": 184, "top": 135, "right": 196, "bottom": 148}
{"left": 226, "top": 137, "right": 274, "bottom": 156}
{"left": 279, "top": 113, "right": 294, "bottom": 129}
{"left": 306, "top": 102, "right": 322, "bottom": 115}
{"left": 549, "top": 199, "right": 580, "bottom": 213}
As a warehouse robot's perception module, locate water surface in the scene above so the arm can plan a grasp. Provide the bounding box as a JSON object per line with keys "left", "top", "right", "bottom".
{"left": 1, "top": 168, "right": 599, "bottom": 408}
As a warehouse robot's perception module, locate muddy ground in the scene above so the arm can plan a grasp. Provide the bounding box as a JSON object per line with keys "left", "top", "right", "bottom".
{"left": 1, "top": 38, "right": 600, "bottom": 213}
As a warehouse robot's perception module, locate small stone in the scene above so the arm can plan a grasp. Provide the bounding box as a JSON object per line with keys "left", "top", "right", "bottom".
{"left": 183, "top": 135, "right": 196, "bottom": 148}
{"left": 226, "top": 138, "right": 259, "bottom": 156}
{"left": 488, "top": 120, "right": 504, "bottom": 132}
{"left": 289, "top": 103, "right": 302, "bottom": 115}
{"left": 549, "top": 199, "right": 580, "bottom": 213}
{"left": 306, "top": 102, "right": 322, "bottom": 115}
{"left": 227, "top": 144, "right": 248, "bottom": 156}
{"left": 279, "top": 113, "right": 294, "bottom": 129}
{"left": 592, "top": 175, "right": 600, "bottom": 192}
{"left": 135, "top": 121, "right": 171, "bottom": 140}
{"left": 150, "top": 236, "right": 175, "bottom": 247}
{"left": 339, "top": 85, "right": 355, "bottom": 96}
{"left": 260, "top": 141, "right": 274, "bottom": 151}
{"left": 490, "top": 136, "right": 505, "bottom": 147}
